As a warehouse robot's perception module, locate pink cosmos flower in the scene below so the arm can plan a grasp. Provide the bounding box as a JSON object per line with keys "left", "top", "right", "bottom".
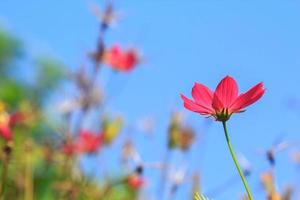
{"left": 104, "top": 45, "right": 139, "bottom": 72}
{"left": 181, "top": 76, "right": 265, "bottom": 121}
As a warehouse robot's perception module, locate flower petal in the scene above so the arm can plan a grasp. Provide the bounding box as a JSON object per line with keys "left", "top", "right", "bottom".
{"left": 181, "top": 94, "right": 213, "bottom": 115}
{"left": 9, "top": 112, "right": 24, "bottom": 126}
{"left": 230, "top": 82, "right": 265, "bottom": 112}
{"left": 122, "top": 50, "right": 138, "bottom": 71}
{"left": 213, "top": 76, "right": 239, "bottom": 108}
{"left": 0, "top": 126, "right": 12, "bottom": 140}
{"left": 212, "top": 93, "right": 224, "bottom": 112}
{"left": 192, "top": 83, "right": 214, "bottom": 111}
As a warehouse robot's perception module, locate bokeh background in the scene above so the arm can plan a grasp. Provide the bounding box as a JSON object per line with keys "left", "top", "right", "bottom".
{"left": 1, "top": 0, "right": 300, "bottom": 199}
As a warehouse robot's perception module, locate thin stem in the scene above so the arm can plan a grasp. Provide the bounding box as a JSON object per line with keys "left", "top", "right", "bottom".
{"left": 221, "top": 121, "right": 253, "bottom": 200}
{"left": 0, "top": 161, "right": 8, "bottom": 200}
{"left": 24, "top": 140, "right": 33, "bottom": 200}
{"left": 0, "top": 144, "right": 11, "bottom": 200}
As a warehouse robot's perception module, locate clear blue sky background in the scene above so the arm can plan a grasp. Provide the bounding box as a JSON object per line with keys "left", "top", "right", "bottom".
{"left": 1, "top": 0, "right": 300, "bottom": 199}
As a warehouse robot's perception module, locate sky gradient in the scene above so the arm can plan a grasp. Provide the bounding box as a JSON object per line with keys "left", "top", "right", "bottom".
{"left": 1, "top": 1, "right": 300, "bottom": 199}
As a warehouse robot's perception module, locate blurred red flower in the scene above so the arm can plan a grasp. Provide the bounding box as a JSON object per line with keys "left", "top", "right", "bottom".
{"left": 104, "top": 45, "right": 139, "bottom": 72}
{"left": 0, "top": 111, "right": 25, "bottom": 141}
{"left": 181, "top": 76, "right": 265, "bottom": 121}
{"left": 76, "top": 130, "right": 103, "bottom": 154}
{"left": 61, "top": 141, "right": 77, "bottom": 156}
{"left": 127, "top": 174, "right": 144, "bottom": 189}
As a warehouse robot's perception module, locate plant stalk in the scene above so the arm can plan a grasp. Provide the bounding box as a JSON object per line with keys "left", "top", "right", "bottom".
{"left": 221, "top": 121, "right": 253, "bottom": 200}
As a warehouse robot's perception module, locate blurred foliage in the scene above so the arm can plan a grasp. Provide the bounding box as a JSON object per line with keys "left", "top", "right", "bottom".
{"left": 0, "top": 26, "right": 137, "bottom": 200}
{"left": 0, "top": 29, "right": 22, "bottom": 75}
{"left": 168, "top": 112, "right": 195, "bottom": 151}
{"left": 102, "top": 115, "right": 123, "bottom": 145}
{"left": 34, "top": 56, "right": 66, "bottom": 94}
{"left": 0, "top": 79, "right": 28, "bottom": 108}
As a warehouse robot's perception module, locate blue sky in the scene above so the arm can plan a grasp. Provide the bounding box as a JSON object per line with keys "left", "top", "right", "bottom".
{"left": 1, "top": 0, "right": 300, "bottom": 199}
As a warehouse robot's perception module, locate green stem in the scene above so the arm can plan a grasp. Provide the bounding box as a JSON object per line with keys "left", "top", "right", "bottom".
{"left": 99, "top": 179, "right": 125, "bottom": 199}
{"left": 221, "top": 121, "right": 253, "bottom": 200}
{"left": 0, "top": 162, "right": 7, "bottom": 200}
{"left": 0, "top": 144, "right": 10, "bottom": 200}
{"left": 25, "top": 140, "right": 33, "bottom": 200}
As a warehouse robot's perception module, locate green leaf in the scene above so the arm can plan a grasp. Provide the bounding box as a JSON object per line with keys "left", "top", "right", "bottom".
{"left": 194, "top": 192, "right": 210, "bottom": 200}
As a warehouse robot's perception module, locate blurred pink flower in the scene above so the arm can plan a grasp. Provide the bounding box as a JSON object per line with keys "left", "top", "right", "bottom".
{"left": 76, "top": 130, "right": 103, "bottom": 154}
{"left": 104, "top": 45, "right": 139, "bottom": 72}
{"left": 127, "top": 174, "right": 144, "bottom": 189}
{"left": 0, "top": 112, "right": 25, "bottom": 141}
{"left": 181, "top": 76, "right": 265, "bottom": 121}
{"left": 61, "top": 141, "right": 77, "bottom": 156}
